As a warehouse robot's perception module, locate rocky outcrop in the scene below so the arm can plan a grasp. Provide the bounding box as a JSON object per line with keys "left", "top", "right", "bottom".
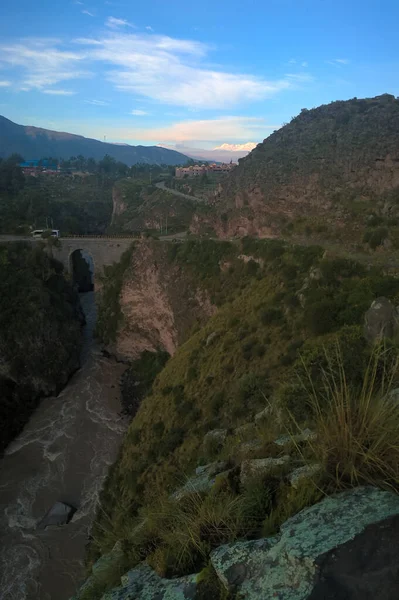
{"left": 210, "top": 487, "right": 399, "bottom": 599}
{"left": 364, "top": 297, "right": 399, "bottom": 342}
{"left": 74, "top": 487, "right": 399, "bottom": 600}
{"left": 112, "top": 239, "right": 216, "bottom": 360}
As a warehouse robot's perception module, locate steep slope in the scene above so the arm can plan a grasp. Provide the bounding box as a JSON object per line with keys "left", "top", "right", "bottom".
{"left": 0, "top": 115, "right": 189, "bottom": 166}
{"left": 79, "top": 237, "right": 399, "bottom": 600}
{"left": 207, "top": 94, "right": 399, "bottom": 246}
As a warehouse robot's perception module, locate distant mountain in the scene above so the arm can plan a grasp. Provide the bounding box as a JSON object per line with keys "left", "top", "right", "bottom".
{"left": 157, "top": 143, "right": 255, "bottom": 163}
{"left": 0, "top": 116, "right": 189, "bottom": 166}
{"left": 214, "top": 142, "right": 257, "bottom": 152}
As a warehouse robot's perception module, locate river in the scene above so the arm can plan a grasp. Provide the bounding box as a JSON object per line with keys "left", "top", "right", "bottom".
{"left": 0, "top": 292, "right": 127, "bottom": 600}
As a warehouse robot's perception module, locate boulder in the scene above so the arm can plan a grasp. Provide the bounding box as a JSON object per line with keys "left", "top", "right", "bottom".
{"left": 211, "top": 487, "right": 399, "bottom": 599}
{"left": 101, "top": 564, "right": 198, "bottom": 600}
{"left": 205, "top": 331, "right": 219, "bottom": 347}
{"left": 308, "top": 513, "right": 399, "bottom": 600}
{"left": 240, "top": 456, "right": 290, "bottom": 486}
{"left": 202, "top": 428, "right": 227, "bottom": 455}
{"left": 288, "top": 463, "right": 322, "bottom": 488}
{"left": 274, "top": 428, "right": 317, "bottom": 447}
{"left": 37, "top": 501, "right": 76, "bottom": 529}
{"left": 364, "top": 297, "right": 399, "bottom": 342}
{"left": 173, "top": 461, "right": 228, "bottom": 500}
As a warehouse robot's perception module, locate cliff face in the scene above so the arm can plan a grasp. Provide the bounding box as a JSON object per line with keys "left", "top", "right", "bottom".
{"left": 0, "top": 243, "right": 84, "bottom": 452}
{"left": 106, "top": 239, "right": 216, "bottom": 360}
{"left": 209, "top": 95, "right": 399, "bottom": 242}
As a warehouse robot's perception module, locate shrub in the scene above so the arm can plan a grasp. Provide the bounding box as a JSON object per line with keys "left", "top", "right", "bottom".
{"left": 304, "top": 297, "right": 343, "bottom": 335}
{"left": 260, "top": 308, "right": 284, "bottom": 326}
{"left": 363, "top": 227, "right": 388, "bottom": 249}
{"left": 297, "top": 343, "right": 399, "bottom": 489}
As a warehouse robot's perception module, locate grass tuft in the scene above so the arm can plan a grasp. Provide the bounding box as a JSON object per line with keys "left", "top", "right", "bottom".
{"left": 296, "top": 342, "right": 399, "bottom": 490}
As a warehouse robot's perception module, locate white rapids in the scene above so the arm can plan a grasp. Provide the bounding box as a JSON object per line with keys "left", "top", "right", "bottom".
{"left": 0, "top": 293, "right": 128, "bottom": 600}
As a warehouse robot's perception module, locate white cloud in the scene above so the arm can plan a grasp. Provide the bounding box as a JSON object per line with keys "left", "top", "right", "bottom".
{"left": 111, "top": 116, "right": 278, "bottom": 142}
{"left": 301, "top": 61, "right": 308, "bottom": 67}
{"left": 327, "top": 58, "right": 350, "bottom": 66}
{"left": 82, "top": 9, "right": 94, "bottom": 16}
{"left": 85, "top": 99, "right": 109, "bottom": 105}
{"left": 0, "top": 39, "right": 89, "bottom": 90}
{"left": 130, "top": 109, "right": 148, "bottom": 115}
{"left": 42, "top": 89, "right": 76, "bottom": 95}
{"left": 0, "top": 32, "right": 313, "bottom": 109}
{"left": 146, "top": 26, "right": 154, "bottom": 32}
{"left": 75, "top": 33, "right": 296, "bottom": 109}
{"left": 0, "top": 81, "right": 11, "bottom": 87}
{"left": 106, "top": 16, "right": 134, "bottom": 28}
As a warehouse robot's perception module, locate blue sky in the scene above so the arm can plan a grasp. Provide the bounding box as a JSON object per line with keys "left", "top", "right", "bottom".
{"left": 0, "top": 0, "right": 398, "bottom": 149}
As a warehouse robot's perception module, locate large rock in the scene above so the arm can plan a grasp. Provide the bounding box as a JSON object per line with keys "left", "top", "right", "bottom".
{"left": 364, "top": 297, "right": 399, "bottom": 342}
{"left": 173, "top": 461, "right": 228, "bottom": 500}
{"left": 240, "top": 455, "right": 290, "bottom": 485}
{"left": 288, "top": 464, "right": 322, "bottom": 489}
{"left": 37, "top": 501, "right": 76, "bottom": 529}
{"left": 101, "top": 564, "right": 198, "bottom": 600}
{"left": 211, "top": 487, "right": 399, "bottom": 599}
{"left": 308, "top": 513, "right": 399, "bottom": 600}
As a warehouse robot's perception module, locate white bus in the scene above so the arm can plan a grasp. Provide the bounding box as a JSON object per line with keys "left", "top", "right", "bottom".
{"left": 31, "top": 229, "right": 60, "bottom": 238}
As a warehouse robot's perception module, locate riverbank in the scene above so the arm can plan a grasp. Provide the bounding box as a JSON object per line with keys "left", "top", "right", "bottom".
{"left": 0, "top": 293, "right": 128, "bottom": 600}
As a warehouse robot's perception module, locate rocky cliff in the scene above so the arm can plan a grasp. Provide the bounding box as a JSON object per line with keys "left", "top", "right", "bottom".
{"left": 97, "top": 238, "right": 216, "bottom": 359}
{"left": 205, "top": 94, "right": 399, "bottom": 247}
{"left": 0, "top": 242, "right": 84, "bottom": 452}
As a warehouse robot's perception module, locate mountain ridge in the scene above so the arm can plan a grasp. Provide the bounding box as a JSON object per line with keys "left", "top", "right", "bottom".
{"left": 0, "top": 115, "right": 189, "bottom": 166}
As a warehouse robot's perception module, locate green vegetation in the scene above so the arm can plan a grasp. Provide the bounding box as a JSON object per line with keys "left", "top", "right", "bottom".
{"left": 167, "top": 171, "right": 227, "bottom": 201}
{"left": 0, "top": 242, "right": 83, "bottom": 452}
{"left": 109, "top": 177, "right": 197, "bottom": 235}
{"left": 86, "top": 236, "right": 399, "bottom": 598}
{"left": 95, "top": 244, "right": 134, "bottom": 344}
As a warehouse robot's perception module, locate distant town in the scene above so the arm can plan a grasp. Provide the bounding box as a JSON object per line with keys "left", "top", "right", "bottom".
{"left": 175, "top": 162, "right": 236, "bottom": 178}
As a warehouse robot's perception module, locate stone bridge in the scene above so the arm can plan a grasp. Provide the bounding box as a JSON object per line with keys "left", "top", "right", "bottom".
{"left": 53, "top": 237, "right": 135, "bottom": 280}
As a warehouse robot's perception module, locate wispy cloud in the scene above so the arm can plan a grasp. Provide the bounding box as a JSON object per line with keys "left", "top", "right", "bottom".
{"left": 131, "top": 109, "right": 148, "bottom": 115}
{"left": 85, "top": 99, "right": 109, "bottom": 105}
{"left": 0, "top": 32, "right": 313, "bottom": 109}
{"left": 301, "top": 61, "right": 308, "bottom": 67}
{"left": 0, "top": 39, "right": 90, "bottom": 90}
{"left": 42, "top": 89, "right": 76, "bottom": 95}
{"left": 145, "top": 26, "right": 154, "bottom": 32}
{"left": 327, "top": 58, "right": 350, "bottom": 66}
{"left": 75, "top": 32, "right": 298, "bottom": 109}
{"left": 112, "top": 116, "right": 278, "bottom": 142}
{"left": 106, "top": 16, "right": 134, "bottom": 28}
{"left": 0, "top": 81, "right": 11, "bottom": 87}
{"left": 82, "top": 9, "right": 94, "bottom": 16}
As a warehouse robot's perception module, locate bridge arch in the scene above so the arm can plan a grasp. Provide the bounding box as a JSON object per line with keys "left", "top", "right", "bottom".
{"left": 54, "top": 237, "right": 134, "bottom": 286}
{"left": 69, "top": 249, "right": 95, "bottom": 292}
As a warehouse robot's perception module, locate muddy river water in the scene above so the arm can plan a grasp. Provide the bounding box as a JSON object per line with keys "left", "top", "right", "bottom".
{"left": 0, "top": 293, "right": 127, "bottom": 600}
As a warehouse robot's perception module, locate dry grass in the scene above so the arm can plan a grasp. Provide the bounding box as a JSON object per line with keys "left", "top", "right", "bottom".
{"left": 297, "top": 342, "right": 399, "bottom": 490}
